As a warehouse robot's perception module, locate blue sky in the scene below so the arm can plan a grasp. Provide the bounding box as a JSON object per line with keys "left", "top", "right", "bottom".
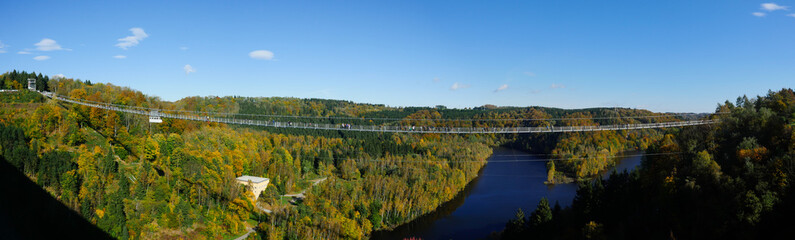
{"left": 1, "top": 1, "right": 793, "bottom": 112}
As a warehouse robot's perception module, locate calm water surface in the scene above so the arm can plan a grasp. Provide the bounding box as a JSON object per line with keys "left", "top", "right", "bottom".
{"left": 372, "top": 148, "right": 643, "bottom": 240}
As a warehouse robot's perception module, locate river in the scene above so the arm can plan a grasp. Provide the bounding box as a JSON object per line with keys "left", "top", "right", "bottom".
{"left": 372, "top": 148, "right": 643, "bottom": 240}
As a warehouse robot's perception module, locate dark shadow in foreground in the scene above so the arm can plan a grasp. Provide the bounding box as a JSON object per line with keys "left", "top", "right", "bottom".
{"left": 0, "top": 158, "right": 114, "bottom": 240}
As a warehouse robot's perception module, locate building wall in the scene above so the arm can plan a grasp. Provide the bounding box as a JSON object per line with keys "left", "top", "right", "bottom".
{"left": 238, "top": 179, "right": 269, "bottom": 201}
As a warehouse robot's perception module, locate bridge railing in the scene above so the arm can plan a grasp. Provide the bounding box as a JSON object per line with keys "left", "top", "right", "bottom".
{"left": 44, "top": 93, "right": 716, "bottom": 134}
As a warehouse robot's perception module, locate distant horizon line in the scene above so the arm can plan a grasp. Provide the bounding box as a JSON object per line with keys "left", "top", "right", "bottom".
{"left": 5, "top": 69, "right": 717, "bottom": 114}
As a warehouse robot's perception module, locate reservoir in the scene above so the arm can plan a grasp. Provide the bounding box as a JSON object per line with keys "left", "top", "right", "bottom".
{"left": 372, "top": 148, "right": 643, "bottom": 239}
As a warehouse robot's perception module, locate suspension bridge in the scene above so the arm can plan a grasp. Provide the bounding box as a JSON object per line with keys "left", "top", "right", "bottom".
{"left": 42, "top": 92, "right": 716, "bottom": 134}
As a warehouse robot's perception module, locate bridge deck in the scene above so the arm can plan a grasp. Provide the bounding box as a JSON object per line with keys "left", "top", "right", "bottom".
{"left": 44, "top": 92, "right": 715, "bottom": 134}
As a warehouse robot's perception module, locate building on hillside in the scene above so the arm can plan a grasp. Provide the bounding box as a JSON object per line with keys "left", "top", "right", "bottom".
{"left": 236, "top": 175, "right": 269, "bottom": 200}
{"left": 27, "top": 78, "right": 36, "bottom": 91}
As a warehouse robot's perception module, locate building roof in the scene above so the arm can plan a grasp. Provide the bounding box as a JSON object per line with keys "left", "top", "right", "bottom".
{"left": 236, "top": 175, "right": 269, "bottom": 184}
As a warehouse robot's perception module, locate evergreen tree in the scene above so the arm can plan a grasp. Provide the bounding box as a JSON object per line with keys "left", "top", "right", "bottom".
{"left": 529, "top": 197, "right": 552, "bottom": 227}
{"left": 503, "top": 208, "right": 526, "bottom": 239}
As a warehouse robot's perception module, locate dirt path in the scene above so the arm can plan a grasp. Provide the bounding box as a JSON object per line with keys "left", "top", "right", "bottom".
{"left": 283, "top": 177, "right": 327, "bottom": 199}
{"left": 233, "top": 227, "right": 254, "bottom": 240}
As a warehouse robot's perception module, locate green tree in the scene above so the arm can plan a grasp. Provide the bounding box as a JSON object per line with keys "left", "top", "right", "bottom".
{"left": 582, "top": 221, "right": 605, "bottom": 240}
{"left": 740, "top": 190, "right": 762, "bottom": 225}
{"left": 529, "top": 197, "right": 552, "bottom": 227}
{"left": 547, "top": 161, "right": 556, "bottom": 183}
{"left": 503, "top": 208, "right": 526, "bottom": 239}
{"left": 692, "top": 150, "right": 721, "bottom": 181}
{"left": 141, "top": 136, "right": 159, "bottom": 161}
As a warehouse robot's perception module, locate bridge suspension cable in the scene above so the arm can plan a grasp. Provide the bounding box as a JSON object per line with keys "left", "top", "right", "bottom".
{"left": 49, "top": 92, "right": 722, "bottom": 122}
{"left": 43, "top": 92, "right": 717, "bottom": 134}
{"left": 349, "top": 152, "right": 684, "bottom": 163}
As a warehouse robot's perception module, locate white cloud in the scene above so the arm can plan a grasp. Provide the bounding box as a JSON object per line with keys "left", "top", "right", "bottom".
{"left": 33, "top": 55, "right": 51, "bottom": 61}
{"left": 18, "top": 51, "right": 31, "bottom": 54}
{"left": 35, "top": 38, "right": 64, "bottom": 51}
{"left": 184, "top": 64, "right": 195, "bottom": 74}
{"left": 789, "top": 13, "right": 795, "bottom": 17}
{"left": 523, "top": 72, "right": 536, "bottom": 77}
{"left": 494, "top": 84, "right": 509, "bottom": 92}
{"left": 761, "top": 3, "right": 788, "bottom": 11}
{"left": 0, "top": 41, "right": 6, "bottom": 53}
{"left": 433, "top": 77, "right": 441, "bottom": 82}
{"left": 113, "top": 55, "right": 127, "bottom": 59}
{"left": 550, "top": 83, "right": 565, "bottom": 89}
{"left": 752, "top": 12, "right": 767, "bottom": 17}
{"left": 249, "top": 50, "right": 274, "bottom": 60}
{"left": 116, "top": 28, "right": 148, "bottom": 50}
{"left": 450, "top": 82, "right": 470, "bottom": 90}
{"left": 180, "top": 46, "right": 188, "bottom": 51}
{"left": 52, "top": 74, "right": 65, "bottom": 79}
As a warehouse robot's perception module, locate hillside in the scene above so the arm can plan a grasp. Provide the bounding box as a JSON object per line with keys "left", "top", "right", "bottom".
{"left": 500, "top": 89, "right": 795, "bottom": 239}
{"left": 1, "top": 72, "right": 493, "bottom": 239}
{"left": 1, "top": 70, "right": 695, "bottom": 239}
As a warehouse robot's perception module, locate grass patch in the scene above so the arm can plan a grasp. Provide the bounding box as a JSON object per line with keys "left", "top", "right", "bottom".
{"left": 246, "top": 219, "right": 257, "bottom": 226}
{"left": 83, "top": 128, "right": 109, "bottom": 149}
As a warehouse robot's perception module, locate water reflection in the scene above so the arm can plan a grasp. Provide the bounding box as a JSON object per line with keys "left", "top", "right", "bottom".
{"left": 372, "top": 148, "right": 643, "bottom": 240}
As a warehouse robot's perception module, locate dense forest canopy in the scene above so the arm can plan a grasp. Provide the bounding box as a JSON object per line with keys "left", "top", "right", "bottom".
{"left": 0, "top": 69, "right": 51, "bottom": 92}
{"left": 0, "top": 69, "right": 723, "bottom": 239}
{"left": 0, "top": 71, "right": 492, "bottom": 239}
{"left": 501, "top": 88, "right": 795, "bottom": 240}
{"left": 23, "top": 70, "right": 695, "bottom": 180}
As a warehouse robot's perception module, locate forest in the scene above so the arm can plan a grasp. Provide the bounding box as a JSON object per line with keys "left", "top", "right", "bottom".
{"left": 1, "top": 69, "right": 703, "bottom": 239}
{"left": 500, "top": 88, "right": 795, "bottom": 239}
{"left": 1, "top": 71, "right": 492, "bottom": 239}
{"left": 145, "top": 91, "right": 683, "bottom": 183}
